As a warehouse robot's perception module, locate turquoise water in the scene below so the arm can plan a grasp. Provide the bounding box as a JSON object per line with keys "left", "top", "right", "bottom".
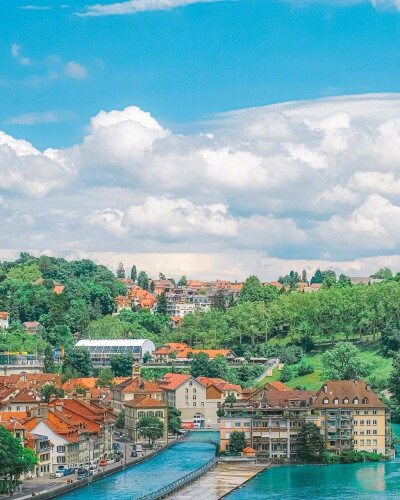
{"left": 183, "top": 430, "right": 220, "bottom": 443}
{"left": 228, "top": 425, "right": 400, "bottom": 500}
{"left": 60, "top": 441, "right": 216, "bottom": 500}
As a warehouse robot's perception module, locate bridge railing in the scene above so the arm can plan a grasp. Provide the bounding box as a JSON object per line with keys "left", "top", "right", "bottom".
{"left": 133, "top": 456, "right": 218, "bottom": 500}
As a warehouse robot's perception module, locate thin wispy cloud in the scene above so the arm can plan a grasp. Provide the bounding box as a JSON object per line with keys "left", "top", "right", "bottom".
{"left": 5, "top": 110, "right": 77, "bottom": 126}
{"left": 11, "top": 43, "right": 31, "bottom": 66}
{"left": 19, "top": 5, "right": 52, "bottom": 9}
{"left": 65, "top": 61, "right": 88, "bottom": 79}
{"left": 77, "top": 0, "right": 237, "bottom": 17}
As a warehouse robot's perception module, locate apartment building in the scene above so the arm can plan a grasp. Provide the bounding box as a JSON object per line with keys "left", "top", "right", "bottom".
{"left": 312, "top": 380, "right": 390, "bottom": 455}
{"left": 124, "top": 395, "right": 168, "bottom": 442}
{"left": 197, "top": 377, "right": 242, "bottom": 428}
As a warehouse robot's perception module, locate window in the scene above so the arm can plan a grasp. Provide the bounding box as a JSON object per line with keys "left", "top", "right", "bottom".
{"left": 200, "top": 402, "right": 205, "bottom": 407}
{"left": 373, "top": 430, "right": 377, "bottom": 435}
{"left": 360, "top": 420, "right": 364, "bottom": 426}
{"left": 360, "top": 439, "right": 365, "bottom": 446}
{"left": 354, "top": 430, "right": 358, "bottom": 435}
{"left": 323, "top": 398, "right": 329, "bottom": 404}
{"left": 253, "top": 421, "right": 260, "bottom": 428}
{"left": 57, "top": 456, "right": 66, "bottom": 463}
{"left": 354, "top": 420, "right": 358, "bottom": 426}
{"left": 185, "top": 388, "right": 188, "bottom": 394}
{"left": 364, "top": 410, "right": 369, "bottom": 415}
{"left": 321, "top": 410, "right": 325, "bottom": 415}
{"left": 366, "top": 420, "right": 371, "bottom": 426}
{"left": 353, "top": 398, "right": 359, "bottom": 404}
{"left": 367, "top": 439, "right": 371, "bottom": 445}
{"left": 343, "top": 397, "right": 349, "bottom": 404}
{"left": 235, "top": 422, "right": 241, "bottom": 428}
{"left": 373, "top": 410, "right": 377, "bottom": 415}
{"left": 57, "top": 446, "right": 65, "bottom": 453}
{"left": 155, "top": 411, "right": 163, "bottom": 417}
{"left": 189, "top": 381, "right": 193, "bottom": 386}
{"left": 226, "top": 432, "right": 231, "bottom": 439}
{"left": 147, "top": 411, "right": 154, "bottom": 417}
{"left": 138, "top": 412, "right": 144, "bottom": 418}
{"left": 373, "top": 439, "right": 377, "bottom": 445}
{"left": 367, "top": 430, "right": 371, "bottom": 435}
{"left": 373, "top": 449, "right": 377, "bottom": 454}
{"left": 193, "top": 388, "right": 196, "bottom": 394}
{"left": 333, "top": 398, "right": 339, "bottom": 405}
{"left": 373, "top": 420, "right": 377, "bottom": 426}
{"left": 225, "top": 422, "right": 232, "bottom": 429}
{"left": 362, "top": 397, "right": 369, "bottom": 404}
{"left": 360, "top": 430, "right": 364, "bottom": 435}
{"left": 244, "top": 422, "right": 250, "bottom": 428}
{"left": 354, "top": 440, "right": 358, "bottom": 445}
{"left": 356, "top": 410, "right": 360, "bottom": 415}
{"left": 193, "top": 395, "right": 197, "bottom": 400}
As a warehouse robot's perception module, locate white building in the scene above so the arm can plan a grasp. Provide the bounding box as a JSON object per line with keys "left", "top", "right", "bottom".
{"left": 75, "top": 339, "right": 156, "bottom": 366}
{"left": 0, "top": 312, "right": 9, "bottom": 329}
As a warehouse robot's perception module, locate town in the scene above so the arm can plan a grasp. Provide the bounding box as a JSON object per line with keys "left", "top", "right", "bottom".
{"left": 0, "top": 255, "right": 398, "bottom": 498}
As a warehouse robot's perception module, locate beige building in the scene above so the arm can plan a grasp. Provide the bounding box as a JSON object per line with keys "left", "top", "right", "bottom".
{"left": 124, "top": 396, "right": 168, "bottom": 443}
{"left": 312, "top": 380, "right": 390, "bottom": 455}
{"left": 159, "top": 373, "right": 207, "bottom": 428}
{"left": 197, "top": 377, "right": 242, "bottom": 428}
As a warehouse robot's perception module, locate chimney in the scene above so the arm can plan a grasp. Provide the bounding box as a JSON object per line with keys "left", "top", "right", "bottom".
{"left": 354, "top": 380, "right": 358, "bottom": 386}
{"left": 366, "top": 384, "right": 371, "bottom": 391}
{"left": 323, "top": 384, "right": 328, "bottom": 394}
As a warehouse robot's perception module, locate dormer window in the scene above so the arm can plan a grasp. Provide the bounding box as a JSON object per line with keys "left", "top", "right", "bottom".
{"left": 362, "top": 397, "right": 369, "bottom": 404}
{"left": 353, "top": 397, "right": 359, "bottom": 404}
{"left": 333, "top": 397, "right": 339, "bottom": 405}
{"left": 343, "top": 397, "right": 349, "bottom": 404}
{"left": 323, "top": 398, "right": 329, "bottom": 404}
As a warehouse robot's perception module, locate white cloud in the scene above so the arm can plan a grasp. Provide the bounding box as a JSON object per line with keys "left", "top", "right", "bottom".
{"left": 20, "top": 5, "right": 52, "bottom": 9}
{"left": 5, "top": 110, "right": 76, "bottom": 125}
{"left": 11, "top": 44, "right": 31, "bottom": 66}
{"left": 78, "top": 0, "right": 236, "bottom": 16}
{"left": 65, "top": 61, "right": 88, "bottom": 80}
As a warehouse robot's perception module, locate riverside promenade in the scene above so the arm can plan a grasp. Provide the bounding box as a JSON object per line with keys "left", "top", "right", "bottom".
{"left": 165, "top": 461, "right": 269, "bottom": 500}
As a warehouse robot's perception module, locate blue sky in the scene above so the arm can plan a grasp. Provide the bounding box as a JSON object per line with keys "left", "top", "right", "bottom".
{"left": 2, "top": 0, "right": 400, "bottom": 149}
{"left": 1, "top": 0, "right": 400, "bottom": 280}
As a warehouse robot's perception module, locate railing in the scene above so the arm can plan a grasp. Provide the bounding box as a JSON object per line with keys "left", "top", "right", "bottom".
{"left": 134, "top": 456, "right": 218, "bottom": 500}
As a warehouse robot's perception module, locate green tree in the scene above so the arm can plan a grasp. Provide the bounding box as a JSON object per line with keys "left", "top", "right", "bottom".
{"left": 96, "top": 367, "right": 115, "bottom": 387}
{"left": 228, "top": 431, "right": 246, "bottom": 453}
{"left": 7, "top": 264, "right": 42, "bottom": 283}
{"left": 279, "top": 365, "right": 293, "bottom": 382}
{"left": 143, "top": 352, "right": 152, "bottom": 364}
{"left": 301, "top": 270, "right": 308, "bottom": 283}
{"left": 0, "top": 426, "right": 37, "bottom": 492}
{"left": 64, "top": 347, "right": 93, "bottom": 377}
{"left": 150, "top": 281, "right": 155, "bottom": 292}
{"left": 43, "top": 344, "right": 55, "bottom": 373}
{"left": 159, "top": 272, "right": 166, "bottom": 280}
{"left": 190, "top": 352, "right": 210, "bottom": 378}
{"left": 168, "top": 407, "right": 182, "bottom": 434}
{"left": 131, "top": 265, "right": 137, "bottom": 281}
{"left": 297, "top": 422, "right": 325, "bottom": 462}
{"left": 322, "top": 342, "right": 370, "bottom": 380}
{"left": 137, "top": 271, "right": 149, "bottom": 290}
{"left": 115, "top": 409, "right": 125, "bottom": 431}
{"left": 40, "top": 384, "right": 64, "bottom": 402}
{"left": 225, "top": 394, "right": 237, "bottom": 403}
{"left": 372, "top": 267, "right": 393, "bottom": 280}
{"left": 177, "top": 275, "right": 188, "bottom": 286}
{"left": 137, "top": 415, "right": 164, "bottom": 445}
{"left": 208, "top": 355, "right": 228, "bottom": 379}
{"left": 156, "top": 292, "right": 168, "bottom": 315}
{"left": 116, "top": 262, "right": 125, "bottom": 279}
{"left": 310, "top": 269, "right": 323, "bottom": 284}
{"left": 110, "top": 353, "right": 134, "bottom": 377}
{"left": 389, "top": 353, "right": 400, "bottom": 402}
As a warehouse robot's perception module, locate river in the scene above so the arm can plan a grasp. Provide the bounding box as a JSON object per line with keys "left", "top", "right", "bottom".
{"left": 227, "top": 424, "right": 400, "bottom": 500}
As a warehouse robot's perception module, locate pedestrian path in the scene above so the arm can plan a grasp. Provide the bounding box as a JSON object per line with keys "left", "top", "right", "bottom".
{"left": 165, "top": 461, "right": 269, "bottom": 500}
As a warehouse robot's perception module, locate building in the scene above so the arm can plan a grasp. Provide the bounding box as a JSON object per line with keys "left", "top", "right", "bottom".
{"left": 124, "top": 396, "right": 168, "bottom": 442}
{"left": 62, "top": 376, "right": 128, "bottom": 397}
{"left": 159, "top": 373, "right": 206, "bottom": 428}
{"left": 75, "top": 339, "right": 156, "bottom": 366}
{"left": 166, "top": 301, "right": 196, "bottom": 318}
{"left": 22, "top": 322, "right": 44, "bottom": 335}
{"left": 312, "top": 380, "right": 390, "bottom": 455}
{"left": 176, "top": 348, "right": 237, "bottom": 363}
{"left": 0, "top": 312, "right": 9, "bottom": 329}
{"left": 220, "top": 383, "right": 318, "bottom": 458}
{"left": 114, "top": 296, "right": 132, "bottom": 314}
{"left": 129, "top": 286, "right": 157, "bottom": 310}
{"left": 111, "top": 362, "right": 163, "bottom": 413}
{"left": 152, "top": 343, "right": 189, "bottom": 363}
{"left": 197, "top": 377, "right": 242, "bottom": 428}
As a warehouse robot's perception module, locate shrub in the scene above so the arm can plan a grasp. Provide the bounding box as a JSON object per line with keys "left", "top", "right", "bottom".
{"left": 297, "top": 363, "right": 314, "bottom": 376}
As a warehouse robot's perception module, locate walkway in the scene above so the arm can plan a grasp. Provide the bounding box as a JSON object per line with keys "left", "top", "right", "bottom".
{"left": 165, "top": 462, "right": 269, "bottom": 500}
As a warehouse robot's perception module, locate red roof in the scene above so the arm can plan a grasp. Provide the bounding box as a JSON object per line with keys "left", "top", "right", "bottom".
{"left": 124, "top": 395, "right": 167, "bottom": 409}
{"left": 159, "top": 373, "right": 192, "bottom": 390}
{"left": 267, "top": 381, "right": 291, "bottom": 391}
{"left": 0, "top": 312, "right": 9, "bottom": 319}
{"left": 176, "top": 349, "right": 232, "bottom": 359}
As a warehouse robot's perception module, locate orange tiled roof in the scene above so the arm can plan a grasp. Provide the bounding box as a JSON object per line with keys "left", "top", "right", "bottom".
{"left": 113, "top": 377, "right": 162, "bottom": 394}
{"left": 176, "top": 348, "right": 232, "bottom": 359}
{"left": 53, "top": 285, "right": 64, "bottom": 295}
{"left": 197, "top": 377, "right": 242, "bottom": 393}
{"left": 312, "top": 380, "right": 386, "bottom": 409}
{"left": 230, "top": 284, "right": 243, "bottom": 290}
{"left": 0, "top": 411, "right": 28, "bottom": 420}
{"left": 159, "top": 373, "right": 192, "bottom": 390}
{"left": 0, "top": 312, "right": 9, "bottom": 319}
{"left": 62, "top": 377, "right": 128, "bottom": 391}
{"left": 267, "top": 381, "right": 291, "bottom": 391}
{"left": 153, "top": 342, "right": 188, "bottom": 355}
{"left": 124, "top": 395, "right": 167, "bottom": 409}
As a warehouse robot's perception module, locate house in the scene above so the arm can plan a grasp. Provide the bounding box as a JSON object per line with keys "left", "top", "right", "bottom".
{"left": 150, "top": 279, "right": 174, "bottom": 295}
{"left": 62, "top": 377, "right": 128, "bottom": 397}
{"left": 197, "top": 377, "right": 242, "bottom": 428}
{"left": 22, "top": 321, "right": 44, "bottom": 335}
{"left": 124, "top": 396, "right": 168, "bottom": 442}
{"left": 187, "top": 281, "right": 205, "bottom": 292}
{"left": 176, "top": 349, "right": 237, "bottom": 363}
{"left": 0, "top": 312, "right": 9, "bottom": 329}
{"left": 129, "top": 286, "right": 157, "bottom": 310}
{"left": 167, "top": 301, "right": 196, "bottom": 318}
{"left": 311, "top": 380, "right": 390, "bottom": 455}
{"left": 110, "top": 362, "right": 163, "bottom": 413}
{"left": 114, "top": 296, "right": 132, "bottom": 313}
{"left": 152, "top": 343, "right": 189, "bottom": 363}
{"left": 53, "top": 285, "right": 64, "bottom": 295}
{"left": 169, "top": 316, "right": 182, "bottom": 328}
{"left": 158, "top": 373, "right": 206, "bottom": 428}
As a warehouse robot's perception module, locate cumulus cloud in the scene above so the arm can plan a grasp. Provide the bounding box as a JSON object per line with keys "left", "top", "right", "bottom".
{"left": 78, "top": 0, "right": 236, "bottom": 17}
{"left": 3, "top": 93, "right": 400, "bottom": 278}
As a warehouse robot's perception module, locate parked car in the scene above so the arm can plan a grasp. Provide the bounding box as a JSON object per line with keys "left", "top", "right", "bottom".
{"left": 114, "top": 443, "right": 122, "bottom": 451}
{"left": 63, "top": 468, "right": 74, "bottom": 476}
{"left": 107, "top": 457, "right": 116, "bottom": 465}
{"left": 54, "top": 470, "right": 65, "bottom": 478}
{"left": 135, "top": 444, "right": 143, "bottom": 452}
{"left": 130, "top": 450, "right": 137, "bottom": 458}
{"left": 98, "top": 460, "right": 108, "bottom": 467}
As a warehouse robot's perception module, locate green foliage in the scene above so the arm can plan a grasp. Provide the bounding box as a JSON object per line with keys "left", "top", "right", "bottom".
{"left": 137, "top": 271, "right": 149, "bottom": 290}
{"left": 40, "top": 384, "right": 64, "bottom": 402}
{"left": 225, "top": 394, "right": 237, "bottom": 403}
{"left": 310, "top": 269, "right": 324, "bottom": 284}
{"left": 322, "top": 342, "right": 371, "bottom": 380}
{"left": 131, "top": 265, "right": 137, "bottom": 281}
{"left": 297, "top": 422, "right": 325, "bottom": 462}
{"left": 372, "top": 268, "right": 393, "bottom": 280}
{"left": 297, "top": 363, "right": 314, "bottom": 376}
{"left": 137, "top": 415, "right": 164, "bottom": 444}
{"left": 168, "top": 407, "right": 182, "bottom": 434}
{"left": 228, "top": 431, "right": 246, "bottom": 453}
{"left": 279, "top": 365, "right": 293, "bottom": 382}
{"left": 0, "top": 426, "right": 37, "bottom": 488}
{"left": 96, "top": 367, "right": 115, "bottom": 387}
{"left": 157, "top": 292, "right": 168, "bottom": 315}
{"left": 143, "top": 352, "right": 152, "bottom": 364}
{"left": 64, "top": 347, "right": 93, "bottom": 377}
{"left": 389, "top": 353, "right": 400, "bottom": 402}
{"left": 338, "top": 450, "right": 382, "bottom": 463}
{"left": 43, "top": 344, "right": 56, "bottom": 373}
{"left": 177, "top": 275, "right": 188, "bottom": 286}
{"left": 240, "top": 276, "right": 279, "bottom": 304}
{"left": 115, "top": 409, "right": 125, "bottom": 431}
{"left": 110, "top": 353, "right": 134, "bottom": 377}
{"left": 190, "top": 352, "right": 210, "bottom": 378}
{"left": 116, "top": 262, "right": 125, "bottom": 279}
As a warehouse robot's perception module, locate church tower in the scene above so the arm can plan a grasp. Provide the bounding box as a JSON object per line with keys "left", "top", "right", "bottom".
{"left": 132, "top": 359, "right": 141, "bottom": 379}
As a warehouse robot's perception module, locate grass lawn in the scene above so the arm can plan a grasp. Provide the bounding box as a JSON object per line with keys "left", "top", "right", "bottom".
{"left": 256, "top": 341, "right": 392, "bottom": 391}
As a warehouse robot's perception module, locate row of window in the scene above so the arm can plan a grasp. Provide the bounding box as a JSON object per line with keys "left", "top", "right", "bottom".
{"left": 354, "top": 429, "right": 378, "bottom": 435}
{"left": 354, "top": 439, "right": 378, "bottom": 446}
{"left": 184, "top": 402, "right": 205, "bottom": 407}
{"left": 354, "top": 420, "right": 378, "bottom": 426}
{"left": 322, "top": 397, "right": 369, "bottom": 405}
{"left": 225, "top": 421, "right": 251, "bottom": 429}
{"left": 137, "top": 411, "right": 164, "bottom": 418}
